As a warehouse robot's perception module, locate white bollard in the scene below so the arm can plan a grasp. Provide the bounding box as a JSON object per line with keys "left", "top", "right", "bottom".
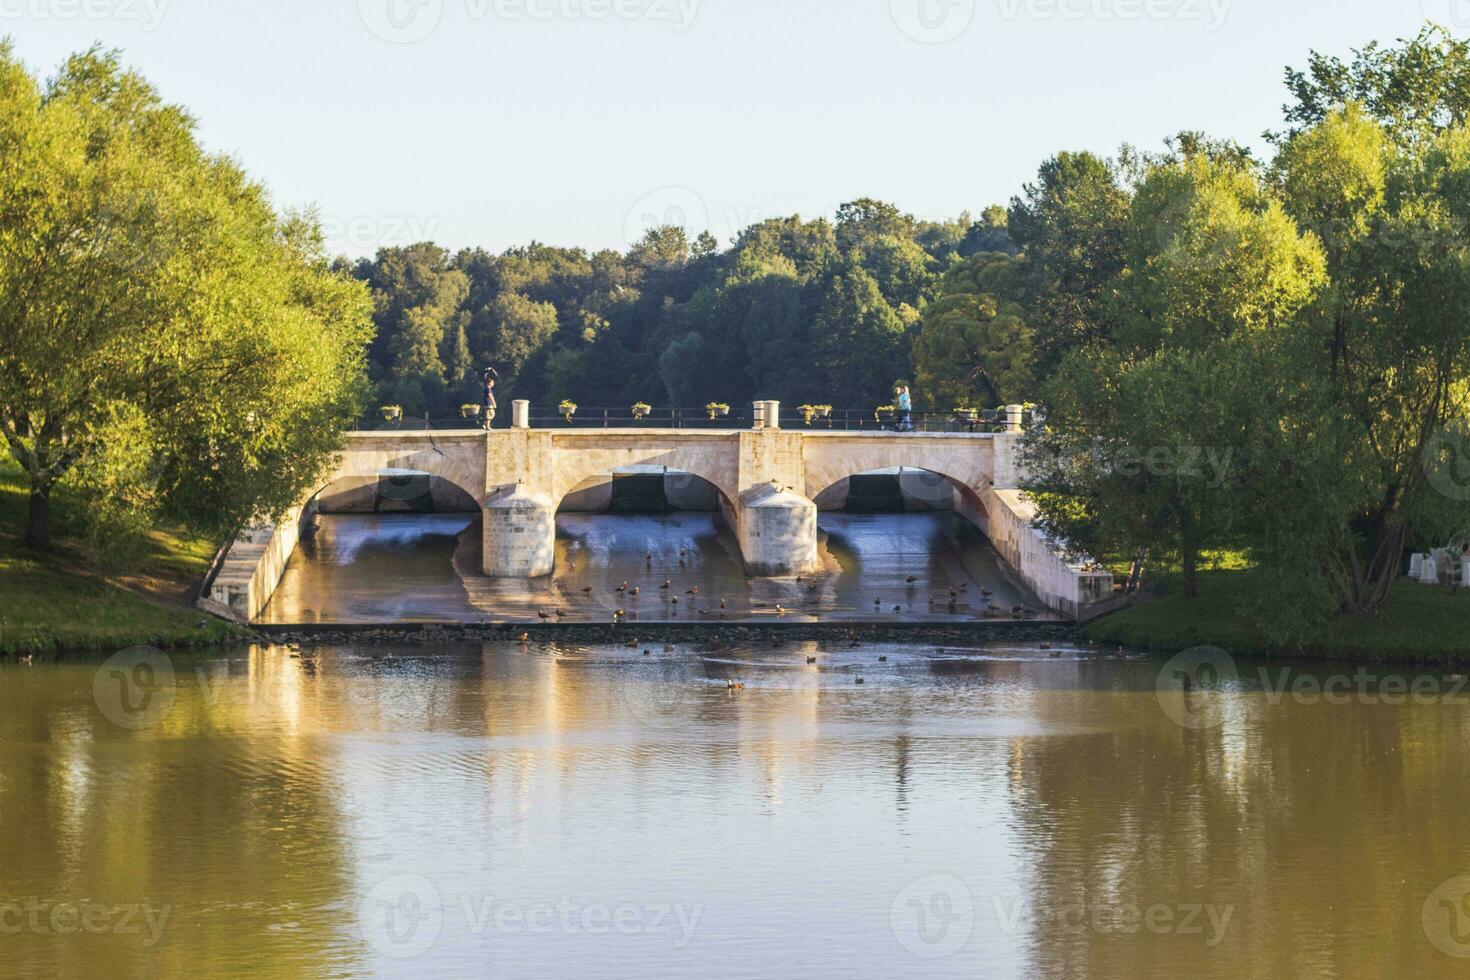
{"left": 512, "top": 400, "right": 530, "bottom": 429}
{"left": 1005, "top": 404, "right": 1025, "bottom": 433}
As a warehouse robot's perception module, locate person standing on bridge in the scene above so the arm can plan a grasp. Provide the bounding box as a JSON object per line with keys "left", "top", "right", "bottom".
{"left": 482, "top": 368, "right": 498, "bottom": 430}
{"left": 895, "top": 384, "right": 913, "bottom": 433}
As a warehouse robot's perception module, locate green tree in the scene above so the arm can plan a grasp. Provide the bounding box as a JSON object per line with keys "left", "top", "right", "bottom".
{"left": 1276, "top": 23, "right": 1470, "bottom": 147}
{"left": 360, "top": 242, "right": 467, "bottom": 412}
{"left": 1007, "top": 151, "right": 1132, "bottom": 375}
{"left": 1274, "top": 107, "right": 1470, "bottom": 610}
{"left": 913, "top": 253, "right": 1033, "bottom": 409}
{"left": 0, "top": 46, "right": 372, "bottom": 550}
{"left": 809, "top": 265, "right": 908, "bottom": 409}
{"left": 1026, "top": 150, "right": 1327, "bottom": 601}
{"left": 474, "top": 291, "right": 560, "bottom": 396}
{"left": 959, "top": 205, "right": 1016, "bottom": 256}
{"left": 835, "top": 198, "right": 913, "bottom": 252}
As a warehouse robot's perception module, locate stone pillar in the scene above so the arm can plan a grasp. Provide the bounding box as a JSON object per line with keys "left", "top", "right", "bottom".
{"left": 737, "top": 483, "right": 817, "bottom": 576}
{"left": 752, "top": 401, "right": 767, "bottom": 430}
{"left": 512, "top": 400, "right": 530, "bottom": 429}
{"left": 762, "top": 400, "right": 781, "bottom": 429}
{"left": 1005, "top": 404, "right": 1025, "bottom": 433}
{"left": 992, "top": 432, "right": 1022, "bottom": 489}
{"left": 483, "top": 484, "right": 555, "bottom": 577}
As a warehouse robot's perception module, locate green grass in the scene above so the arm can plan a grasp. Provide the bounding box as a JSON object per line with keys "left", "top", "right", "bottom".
{"left": 1085, "top": 568, "right": 1470, "bottom": 662}
{"left": 0, "top": 459, "right": 244, "bottom": 656}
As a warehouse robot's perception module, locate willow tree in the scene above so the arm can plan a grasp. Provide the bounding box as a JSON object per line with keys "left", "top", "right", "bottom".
{"left": 0, "top": 46, "right": 372, "bottom": 551}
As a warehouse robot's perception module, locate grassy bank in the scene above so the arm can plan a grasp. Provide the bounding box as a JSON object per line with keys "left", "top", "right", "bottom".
{"left": 1084, "top": 568, "right": 1470, "bottom": 661}
{"left": 0, "top": 460, "right": 244, "bottom": 656}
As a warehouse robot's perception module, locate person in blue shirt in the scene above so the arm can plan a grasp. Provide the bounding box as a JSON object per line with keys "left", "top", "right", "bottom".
{"left": 895, "top": 384, "right": 912, "bottom": 432}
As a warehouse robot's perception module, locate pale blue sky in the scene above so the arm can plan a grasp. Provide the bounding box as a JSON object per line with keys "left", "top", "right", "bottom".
{"left": 4, "top": 0, "right": 1453, "bottom": 256}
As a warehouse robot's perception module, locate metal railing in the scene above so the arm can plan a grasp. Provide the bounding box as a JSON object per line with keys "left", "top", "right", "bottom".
{"left": 354, "top": 407, "right": 1022, "bottom": 434}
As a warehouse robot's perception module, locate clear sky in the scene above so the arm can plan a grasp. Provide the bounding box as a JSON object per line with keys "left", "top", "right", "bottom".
{"left": 3, "top": 0, "right": 1454, "bottom": 257}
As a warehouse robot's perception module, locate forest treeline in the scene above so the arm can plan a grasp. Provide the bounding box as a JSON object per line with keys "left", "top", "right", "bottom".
{"left": 343, "top": 200, "right": 1016, "bottom": 416}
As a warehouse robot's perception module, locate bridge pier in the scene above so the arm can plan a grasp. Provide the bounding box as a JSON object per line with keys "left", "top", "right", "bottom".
{"left": 483, "top": 485, "right": 556, "bottom": 577}
{"left": 737, "top": 484, "right": 819, "bottom": 576}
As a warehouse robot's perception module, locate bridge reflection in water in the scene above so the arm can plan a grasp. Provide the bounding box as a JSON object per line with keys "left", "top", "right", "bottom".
{"left": 259, "top": 468, "right": 1047, "bottom": 625}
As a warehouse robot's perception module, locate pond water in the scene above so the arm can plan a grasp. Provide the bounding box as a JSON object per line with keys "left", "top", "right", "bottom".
{"left": 4, "top": 640, "right": 1470, "bottom": 977}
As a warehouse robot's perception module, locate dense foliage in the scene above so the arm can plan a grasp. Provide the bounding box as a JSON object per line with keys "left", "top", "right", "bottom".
{"left": 346, "top": 202, "right": 1019, "bottom": 418}
{"left": 1024, "top": 24, "right": 1470, "bottom": 631}
{"left": 0, "top": 45, "right": 373, "bottom": 556}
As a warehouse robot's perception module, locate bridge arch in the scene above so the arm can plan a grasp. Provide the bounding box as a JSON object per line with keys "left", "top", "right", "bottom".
{"left": 319, "top": 433, "right": 488, "bottom": 507}
{"left": 548, "top": 435, "right": 739, "bottom": 511}
{"left": 808, "top": 466, "right": 990, "bottom": 526}
{"left": 801, "top": 435, "right": 996, "bottom": 516}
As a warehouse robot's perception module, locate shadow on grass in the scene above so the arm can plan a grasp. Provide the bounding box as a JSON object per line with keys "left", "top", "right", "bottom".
{"left": 1084, "top": 568, "right": 1470, "bottom": 661}
{"left": 0, "top": 460, "right": 243, "bottom": 655}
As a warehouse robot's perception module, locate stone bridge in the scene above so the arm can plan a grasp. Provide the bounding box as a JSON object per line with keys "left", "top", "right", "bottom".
{"left": 204, "top": 404, "right": 1113, "bottom": 622}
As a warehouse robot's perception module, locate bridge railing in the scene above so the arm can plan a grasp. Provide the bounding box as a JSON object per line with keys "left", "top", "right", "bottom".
{"left": 352, "top": 407, "right": 1022, "bottom": 433}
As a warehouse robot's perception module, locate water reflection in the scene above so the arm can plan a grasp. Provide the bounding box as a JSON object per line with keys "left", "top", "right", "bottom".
{"left": 3, "top": 646, "right": 1470, "bottom": 977}
{"left": 261, "top": 512, "right": 1043, "bottom": 624}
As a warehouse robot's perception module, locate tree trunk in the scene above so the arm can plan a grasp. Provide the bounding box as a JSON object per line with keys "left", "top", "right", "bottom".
{"left": 1182, "top": 546, "right": 1199, "bottom": 599}
{"left": 1350, "top": 517, "right": 1406, "bottom": 612}
{"left": 26, "top": 487, "right": 51, "bottom": 550}
{"left": 1128, "top": 549, "right": 1148, "bottom": 591}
